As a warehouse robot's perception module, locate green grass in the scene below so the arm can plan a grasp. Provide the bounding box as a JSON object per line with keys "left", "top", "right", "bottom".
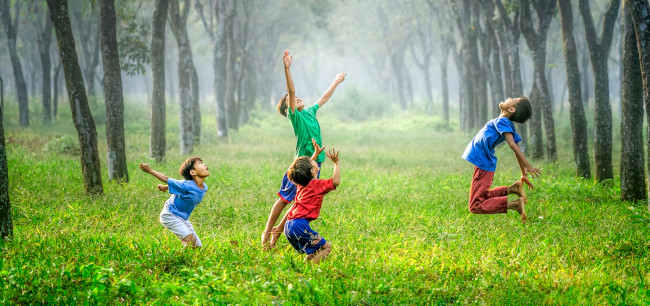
{"left": 1, "top": 98, "right": 649, "bottom": 304}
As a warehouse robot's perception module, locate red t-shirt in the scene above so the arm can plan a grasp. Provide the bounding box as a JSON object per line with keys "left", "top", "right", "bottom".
{"left": 287, "top": 178, "right": 336, "bottom": 221}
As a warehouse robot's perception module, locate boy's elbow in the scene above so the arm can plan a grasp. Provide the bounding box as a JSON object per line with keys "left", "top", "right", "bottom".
{"left": 332, "top": 179, "right": 340, "bottom": 187}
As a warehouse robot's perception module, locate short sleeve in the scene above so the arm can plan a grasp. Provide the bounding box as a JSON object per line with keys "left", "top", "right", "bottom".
{"left": 305, "top": 104, "right": 319, "bottom": 116}
{"left": 495, "top": 118, "right": 521, "bottom": 144}
{"left": 167, "top": 178, "right": 187, "bottom": 195}
{"left": 312, "top": 178, "right": 335, "bottom": 195}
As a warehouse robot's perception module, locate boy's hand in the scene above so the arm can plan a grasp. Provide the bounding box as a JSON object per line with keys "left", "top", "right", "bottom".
{"left": 139, "top": 163, "right": 152, "bottom": 173}
{"left": 326, "top": 148, "right": 340, "bottom": 164}
{"left": 157, "top": 184, "right": 169, "bottom": 192}
{"left": 335, "top": 72, "right": 347, "bottom": 83}
{"left": 283, "top": 50, "right": 292, "bottom": 69}
{"left": 312, "top": 138, "right": 325, "bottom": 156}
{"left": 521, "top": 166, "right": 541, "bottom": 189}
{"left": 521, "top": 175, "right": 534, "bottom": 189}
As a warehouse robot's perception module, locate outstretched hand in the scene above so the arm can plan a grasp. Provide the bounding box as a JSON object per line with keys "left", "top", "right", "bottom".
{"left": 283, "top": 50, "right": 292, "bottom": 68}
{"left": 521, "top": 166, "right": 541, "bottom": 189}
{"left": 139, "top": 163, "right": 152, "bottom": 173}
{"left": 326, "top": 148, "right": 340, "bottom": 164}
{"left": 335, "top": 73, "right": 347, "bottom": 83}
{"left": 312, "top": 138, "right": 325, "bottom": 156}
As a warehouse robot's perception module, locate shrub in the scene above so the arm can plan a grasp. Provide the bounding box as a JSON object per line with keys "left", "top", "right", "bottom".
{"left": 42, "top": 135, "right": 80, "bottom": 156}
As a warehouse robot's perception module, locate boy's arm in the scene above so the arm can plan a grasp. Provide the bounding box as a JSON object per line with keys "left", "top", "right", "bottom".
{"left": 316, "top": 73, "right": 346, "bottom": 108}
{"left": 283, "top": 50, "right": 297, "bottom": 112}
{"left": 139, "top": 163, "right": 169, "bottom": 183}
{"left": 326, "top": 149, "right": 341, "bottom": 187}
{"left": 504, "top": 133, "right": 541, "bottom": 189}
{"left": 310, "top": 138, "right": 325, "bottom": 161}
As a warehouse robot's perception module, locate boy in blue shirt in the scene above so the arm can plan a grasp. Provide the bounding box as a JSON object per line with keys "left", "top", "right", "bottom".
{"left": 261, "top": 49, "right": 346, "bottom": 249}
{"left": 140, "top": 157, "right": 209, "bottom": 248}
{"left": 462, "top": 97, "right": 541, "bottom": 223}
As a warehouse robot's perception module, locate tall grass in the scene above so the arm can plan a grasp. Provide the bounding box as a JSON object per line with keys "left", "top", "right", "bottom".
{"left": 0, "top": 97, "right": 648, "bottom": 304}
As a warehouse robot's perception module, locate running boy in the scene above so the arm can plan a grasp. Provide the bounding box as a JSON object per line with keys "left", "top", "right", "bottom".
{"left": 461, "top": 97, "right": 541, "bottom": 223}
{"left": 261, "top": 49, "right": 346, "bottom": 249}
{"left": 284, "top": 147, "right": 340, "bottom": 263}
{"left": 140, "top": 157, "right": 209, "bottom": 248}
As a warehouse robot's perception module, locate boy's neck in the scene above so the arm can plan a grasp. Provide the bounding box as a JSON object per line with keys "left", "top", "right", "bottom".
{"left": 499, "top": 110, "right": 512, "bottom": 119}
{"left": 192, "top": 177, "right": 205, "bottom": 189}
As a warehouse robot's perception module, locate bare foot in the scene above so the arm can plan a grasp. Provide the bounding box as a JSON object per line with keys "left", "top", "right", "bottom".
{"left": 507, "top": 198, "right": 527, "bottom": 223}
{"left": 261, "top": 231, "right": 271, "bottom": 250}
{"left": 507, "top": 180, "right": 527, "bottom": 203}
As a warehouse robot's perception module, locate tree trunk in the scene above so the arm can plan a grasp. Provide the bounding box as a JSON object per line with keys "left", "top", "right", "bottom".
{"left": 579, "top": 0, "right": 620, "bottom": 182}
{"left": 150, "top": 0, "right": 169, "bottom": 162}
{"left": 169, "top": 0, "right": 195, "bottom": 155}
{"left": 558, "top": 0, "right": 592, "bottom": 179}
{"left": 53, "top": 61, "right": 62, "bottom": 118}
{"left": 190, "top": 63, "right": 201, "bottom": 145}
{"left": 0, "top": 0, "right": 29, "bottom": 127}
{"left": 441, "top": 46, "right": 450, "bottom": 127}
{"left": 225, "top": 2, "right": 239, "bottom": 130}
{"left": 621, "top": 0, "right": 646, "bottom": 202}
{"left": 0, "top": 92, "right": 11, "bottom": 239}
{"left": 47, "top": 0, "right": 104, "bottom": 195}
{"left": 628, "top": 0, "right": 650, "bottom": 210}
{"left": 38, "top": 8, "right": 53, "bottom": 124}
{"left": 520, "top": 0, "right": 558, "bottom": 163}
{"left": 100, "top": 0, "right": 129, "bottom": 182}
{"left": 215, "top": 0, "right": 229, "bottom": 138}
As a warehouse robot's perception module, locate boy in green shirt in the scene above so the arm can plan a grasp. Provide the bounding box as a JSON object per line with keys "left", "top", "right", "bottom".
{"left": 261, "top": 49, "right": 346, "bottom": 249}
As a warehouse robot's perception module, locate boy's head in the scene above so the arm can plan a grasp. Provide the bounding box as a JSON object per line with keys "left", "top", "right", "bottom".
{"left": 276, "top": 94, "right": 304, "bottom": 117}
{"left": 287, "top": 156, "right": 319, "bottom": 186}
{"left": 501, "top": 97, "right": 532, "bottom": 123}
{"left": 179, "top": 157, "right": 209, "bottom": 180}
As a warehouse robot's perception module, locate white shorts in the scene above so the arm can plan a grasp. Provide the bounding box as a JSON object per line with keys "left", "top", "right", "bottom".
{"left": 159, "top": 203, "right": 203, "bottom": 247}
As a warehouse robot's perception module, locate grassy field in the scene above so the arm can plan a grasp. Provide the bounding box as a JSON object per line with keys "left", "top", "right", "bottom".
{"left": 1, "top": 98, "right": 649, "bottom": 304}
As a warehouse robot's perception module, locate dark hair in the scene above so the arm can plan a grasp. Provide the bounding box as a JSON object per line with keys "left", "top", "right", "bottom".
{"left": 276, "top": 93, "right": 289, "bottom": 117}
{"left": 287, "top": 156, "right": 313, "bottom": 187}
{"left": 509, "top": 97, "right": 532, "bottom": 123}
{"left": 179, "top": 157, "right": 203, "bottom": 180}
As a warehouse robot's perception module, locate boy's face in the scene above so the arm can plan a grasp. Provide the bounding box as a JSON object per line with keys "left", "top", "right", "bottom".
{"left": 310, "top": 160, "right": 319, "bottom": 179}
{"left": 296, "top": 97, "right": 304, "bottom": 111}
{"left": 499, "top": 98, "right": 520, "bottom": 114}
{"left": 190, "top": 161, "right": 210, "bottom": 178}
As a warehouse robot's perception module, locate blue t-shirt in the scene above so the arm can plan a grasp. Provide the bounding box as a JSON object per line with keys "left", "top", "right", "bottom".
{"left": 462, "top": 117, "right": 522, "bottom": 172}
{"left": 165, "top": 178, "right": 208, "bottom": 220}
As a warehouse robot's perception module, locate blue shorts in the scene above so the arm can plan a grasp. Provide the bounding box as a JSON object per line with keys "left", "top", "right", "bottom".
{"left": 277, "top": 162, "right": 321, "bottom": 203}
{"left": 284, "top": 218, "right": 327, "bottom": 255}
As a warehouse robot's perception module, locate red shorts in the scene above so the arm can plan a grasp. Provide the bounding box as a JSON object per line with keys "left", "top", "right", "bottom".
{"left": 468, "top": 167, "right": 507, "bottom": 214}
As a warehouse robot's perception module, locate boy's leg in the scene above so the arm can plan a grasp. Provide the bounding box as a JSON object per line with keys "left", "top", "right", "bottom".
{"left": 262, "top": 172, "right": 297, "bottom": 248}
{"left": 160, "top": 206, "right": 195, "bottom": 247}
{"left": 305, "top": 241, "right": 332, "bottom": 264}
{"left": 506, "top": 180, "right": 527, "bottom": 202}
{"left": 183, "top": 219, "right": 202, "bottom": 248}
{"left": 468, "top": 167, "right": 507, "bottom": 214}
{"left": 507, "top": 198, "right": 527, "bottom": 223}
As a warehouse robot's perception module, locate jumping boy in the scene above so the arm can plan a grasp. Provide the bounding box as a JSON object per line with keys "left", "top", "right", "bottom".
{"left": 140, "top": 157, "right": 209, "bottom": 248}
{"left": 261, "top": 49, "right": 346, "bottom": 249}
{"left": 284, "top": 147, "right": 341, "bottom": 263}
{"left": 461, "top": 97, "right": 541, "bottom": 223}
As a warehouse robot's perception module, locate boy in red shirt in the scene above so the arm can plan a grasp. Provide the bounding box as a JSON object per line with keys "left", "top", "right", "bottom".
{"left": 284, "top": 146, "right": 341, "bottom": 264}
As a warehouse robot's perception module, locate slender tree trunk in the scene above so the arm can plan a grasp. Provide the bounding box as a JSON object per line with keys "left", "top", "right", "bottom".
{"left": 38, "top": 11, "right": 53, "bottom": 124}
{"left": 579, "top": 0, "right": 620, "bottom": 182}
{"left": 0, "top": 0, "right": 29, "bottom": 126}
{"left": 225, "top": 2, "right": 238, "bottom": 130}
{"left": 169, "top": 0, "right": 195, "bottom": 155}
{"left": 558, "top": 0, "right": 592, "bottom": 179}
{"left": 47, "top": 0, "right": 104, "bottom": 195}
{"left": 215, "top": 0, "right": 229, "bottom": 138}
{"left": 628, "top": 0, "right": 650, "bottom": 210}
{"left": 190, "top": 63, "right": 200, "bottom": 145}
{"left": 621, "top": 0, "right": 646, "bottom": 202}
{"left": 53, "top": 61, "right": 62, "bottom": 118}
{"left": 0, "top": 84, "right": 11, "bottom": 239}
{"left": 150, "top": 0, "right": 169, "bottom": 162}
{"left": 441, "top": 47, "right": 450, "bottom": 127}
{"left": 100, "top": 0, "right": 128, "bottom": 182}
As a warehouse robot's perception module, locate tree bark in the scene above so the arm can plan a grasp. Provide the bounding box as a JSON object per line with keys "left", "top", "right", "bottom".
{"left": 47, "top": 0, "right": 104, "bottom": 195}
{"left": 0, "top": 0, "right": 29, "bottom": 127}
{"left": 579, "top": 0, "right": 620, "bottom": 183}
{"left": 53, "top": 61, "right": 62, "bottom": 118}
{"left": 558, "top": 0, "right": 592, "bottom": 179}
{"left": 37, "top": 5, "right": 53, "bottom": 124}
{"left": 215, "top": 0, "right": 229, "bottom": 138}
{"left": 100, "top": 0, "right": 129, "bottom": 182}
{"left": 0, "top": 90, "right": 11, "bottom": 239}
{"left": 520, "top": 0, "right": 558, "bottom": 163}
{"left": 169, "top": 0, "right": 196, "bottom": 155}
{"left": 225, "top": 1, "right": 238, "bottom": 130}
{"left": 625, "top": 0, "right": 650, "bottom": 204}
{"left": 150, "top": 0, "right": 170, "bottom": 162}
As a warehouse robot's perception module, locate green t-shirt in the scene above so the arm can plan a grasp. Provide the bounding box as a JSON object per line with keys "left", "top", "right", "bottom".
{"left": 287, "top": 104, "right": 325, "bottom": 162}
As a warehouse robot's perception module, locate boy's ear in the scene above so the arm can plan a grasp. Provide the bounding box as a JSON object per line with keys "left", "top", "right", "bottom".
{"left": 508, "top": 106, "right": 516, "bottom": 114}
{"left": 189, "top": 169, "right": 197, "bottom": 176}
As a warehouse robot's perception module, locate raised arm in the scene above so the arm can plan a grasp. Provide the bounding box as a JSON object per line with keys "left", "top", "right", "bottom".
{"left": 326, "top": 149, "right": 341, "bottom": 187}
{"left": 283, "top": 50, "right": 297, "bottom": 112}
{"left": 139, "top": 163, "right": 169, "bottom": 183}
{"left": 316, "top": 73, "right": 346, "bottom": 108}
{"left": 310, "top": 138, "right": 325, "bottom": 161}
{"left": 504, "top": 133, "right": 541, "bottom": 189}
